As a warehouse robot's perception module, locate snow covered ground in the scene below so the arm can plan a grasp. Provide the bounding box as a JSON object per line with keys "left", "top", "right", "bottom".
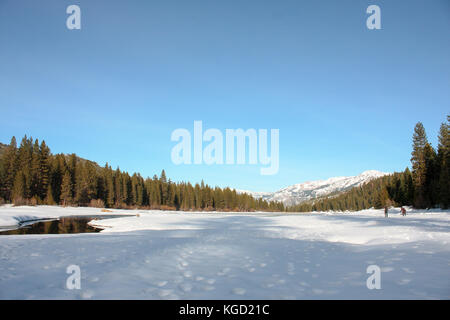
{"left": 0, "top": 205, "right": 449, "bottom": 299}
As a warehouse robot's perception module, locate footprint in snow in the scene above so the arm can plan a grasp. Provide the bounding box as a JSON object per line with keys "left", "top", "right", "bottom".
{"left": 179, "top": 283, "right": 192, "bottom": 292}
{"left": 299, "top": 281, "right": 310, "bottom": 287}
{"left": 402, "top": 267, "right": 415, "bottom": 274}
{"left": 157, "top": 281, "right": 168, "bottom": 287}
{"left": 183, "top": 271, "right": 193, "bottom": 278}
{"left": 158, "top": 289, "right": 173, "bottom": 297}
{"left": 217, "top": 267, "right": 230, "bottom": 276}
{"left": 232, "top": 288, "right": 246, "bottom": 295}
{"left": 80, "top": 290, "right": 94, "bottom": 299}
{"left": 287, "top": 262, "right": 295, "bottom": 275}
{"left": 202, "top": 285, "right": 215, "bottom": 291}
{"left": 397, "top": 279, "right": 411, "bottom": 285}
{"left": 180, "top": 261, "right": 189, "bottom": 267}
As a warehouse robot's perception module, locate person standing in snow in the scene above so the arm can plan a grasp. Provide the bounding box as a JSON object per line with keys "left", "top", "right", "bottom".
{"left": 401, "top": 207, "right": 406, "bottom": 216}
{"left": 384, "top": 206, "right": 388, "bottom": 218}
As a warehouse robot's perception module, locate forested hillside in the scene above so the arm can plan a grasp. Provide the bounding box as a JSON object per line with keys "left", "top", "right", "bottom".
{"left": 0, "top": 137, "right": 285, "bottom": 211}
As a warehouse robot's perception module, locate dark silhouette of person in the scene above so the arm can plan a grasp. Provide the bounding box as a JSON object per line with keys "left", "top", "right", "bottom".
{"left": 401, "top": 207, "right": 406, "bottom": 216}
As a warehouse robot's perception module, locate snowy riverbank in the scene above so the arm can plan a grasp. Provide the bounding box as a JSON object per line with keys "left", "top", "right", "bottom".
{"left": 0, "top": 205, "right": 449, "bottom": 299}
{"left": 0, "top": 205, "right": 138, "bottom": 230}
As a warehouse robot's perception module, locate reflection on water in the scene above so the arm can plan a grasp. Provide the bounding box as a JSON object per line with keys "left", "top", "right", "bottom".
{"left": 0, "top": 217, "right": 103, "bottom": 235}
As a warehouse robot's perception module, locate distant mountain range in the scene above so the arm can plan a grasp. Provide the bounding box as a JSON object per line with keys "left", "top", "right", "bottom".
{"left": 238, "top": 170, "right": 390, "bottom": 206}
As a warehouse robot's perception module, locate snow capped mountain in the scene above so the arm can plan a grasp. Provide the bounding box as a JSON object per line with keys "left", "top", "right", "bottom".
{"left": 240, "top": 170, "right": 390, "bottom": 206}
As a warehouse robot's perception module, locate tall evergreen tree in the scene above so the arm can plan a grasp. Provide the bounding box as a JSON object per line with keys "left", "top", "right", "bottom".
{"left": 60, "top": 171, "right": 73, "bottom": 206}
{"left": 12, "top": 170, "right": 26, "bottom": 204}
{"left": 39, "top": 140, "right": 51, "bottom": 201}
{"left": 411, "top": 122, "right": 429, "bottom": 208}
{"left": 437, "top": 118, "right": 450, "bottom": 208}
{"left": 0, "top": 136, "right": 18, "bottom": 201}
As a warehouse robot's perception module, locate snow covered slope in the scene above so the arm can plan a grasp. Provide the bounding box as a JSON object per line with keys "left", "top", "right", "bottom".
{"left": 241, "top": 170, "right": 389, "bottom": 206}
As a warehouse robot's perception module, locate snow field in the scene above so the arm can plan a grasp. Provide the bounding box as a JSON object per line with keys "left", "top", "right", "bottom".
{"left": 0, "top": 205, "right": 449, "bottom": 299}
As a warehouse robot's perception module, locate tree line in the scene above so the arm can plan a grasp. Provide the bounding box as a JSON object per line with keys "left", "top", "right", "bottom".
{"left": 0, "top": 137, "right": 285, "bottom": 212}
{"left": 0, "top": 116, "right": 447, "bottom": 212}
{"left": 289, "top": 116, "right": 449, "bottom": 212}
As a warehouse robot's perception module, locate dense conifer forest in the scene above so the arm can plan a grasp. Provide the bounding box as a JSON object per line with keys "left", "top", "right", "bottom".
{"left": 0, "top": 116, "right": 448, "bottom": 212}
{"left": 0, "top": 138, "right": 284, "bottom": 211}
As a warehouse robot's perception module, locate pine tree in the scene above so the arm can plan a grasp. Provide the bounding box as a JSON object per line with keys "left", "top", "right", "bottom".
{"left": 45, "top": 184, "right": 55, "bottom": 205}
{"left": 39, "top": 140, "right": 51, "bottom": 200}
{"left": 423, "top": 142, "right": 437, "bottom": 207}
{"left": 114, "top": 167, "right": 123, "bottom": 207}
{"left": 437, "top": 119, "right": 450, "bottom": 208}
{"left": 411, "top": 122, "right": 429, "bottom": 208}
{"left": 12, "top": 170, "right": 26, "bottom": 204}
{"left": 60, "top": 171, "right": 73, "bottom": 206}
{"left": 160, "top": 170, "right": 168, "bottom": 205}
{"left": 50, "top": 154, "right": 66, "bottom": 204}
{"left": 0, "top": 136, "right": 18, "bottom": 201}
{"left": 30, "top": 139, "right": 41, "bottom": 200}
{"left": 403, "top": 167, "right": 414, "bottom": 205}
{"left": 105, "top": 164, "right": 115, "bottom": 207}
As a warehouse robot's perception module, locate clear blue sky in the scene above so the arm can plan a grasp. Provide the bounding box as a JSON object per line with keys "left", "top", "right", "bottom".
{"left": 0, "top": 0, "right": 449, "bottom": 192}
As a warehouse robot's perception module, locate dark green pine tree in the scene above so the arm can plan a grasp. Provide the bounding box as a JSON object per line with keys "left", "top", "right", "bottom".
{"left": 52, "top": 154, "right": 66, "bottom": 204}
{"left": 411, "top": 122, "right": 429, "bottom": 208}
{"left": 12, "top": 170, "right": 26, "bottom": 204}
{"left": 114, "top": 167, "right": 123, "bottom": 207}
{"left": 60, "top": 171, "right": 73, "bottom": 206}
{"left": 45, "top": 184, "right": 55, "bottom": 205}
{"left": 403, "top": 167, "right": 414, "bottom": 205}
{"left": 104, "top": 164, "right": 115, "bottom": 207}
{"left": 437, "top": 118, "right": 450, "bottom": 208}
{"left": 0, "top": 136, "right": 18, "bottom": 201}
{"left": 160, "top": 170, "right": 168, "bottom": 205}
{"left": 30, "top": 139, "right": 42, "bottom": 201}
{"left": 39, "top": 140, "right": 51, "bottom": 201}
{"left": 17, "top": 136, "right": 33, "bottom": 199}
{"left": 423, "top": 142, "right": 437, "bottom": 207}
